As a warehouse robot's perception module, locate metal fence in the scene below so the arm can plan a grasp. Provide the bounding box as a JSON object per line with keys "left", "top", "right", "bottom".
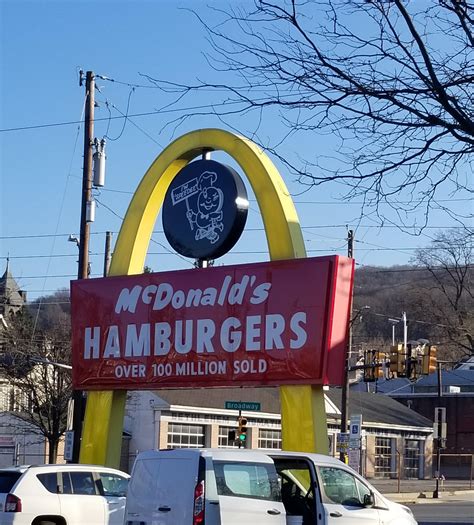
{"left": 439, "top": 453, "right": 474, "bottom": 485}
{"left": 359, "top": 449, "right": 474, "bottom": 492}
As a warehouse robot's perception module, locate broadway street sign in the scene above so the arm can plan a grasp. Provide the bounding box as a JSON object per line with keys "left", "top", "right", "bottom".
{"left": 225, "top": 401, "right": 261, "bottom": 411}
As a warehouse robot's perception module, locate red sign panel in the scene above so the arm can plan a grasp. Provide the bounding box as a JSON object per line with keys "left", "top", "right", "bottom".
{"left": 71, "top": 256, "right": 354, "bottom": 390}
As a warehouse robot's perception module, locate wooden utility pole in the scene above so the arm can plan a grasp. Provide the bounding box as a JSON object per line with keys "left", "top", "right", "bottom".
{"left": 339, "top": 229, "right": 354, "bottom": 462}
{"left": 71, "top": 70, "right": 95, "bottom": 463}
{"left": 78, "top": 70, "right": 95, "bottom": 280}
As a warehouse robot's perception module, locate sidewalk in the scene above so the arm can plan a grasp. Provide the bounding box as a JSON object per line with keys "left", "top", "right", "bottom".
{"left": 371, "top": 478, "right": 474, "bottom": 503}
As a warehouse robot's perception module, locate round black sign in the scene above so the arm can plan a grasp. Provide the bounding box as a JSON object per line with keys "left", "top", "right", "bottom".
{"left": 162, "top": 159, "right": 249, "bottom": 260}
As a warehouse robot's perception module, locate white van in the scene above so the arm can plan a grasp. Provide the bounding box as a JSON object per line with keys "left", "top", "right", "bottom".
{"left": 124, "top": 449, "right": 417, "bottom": 525}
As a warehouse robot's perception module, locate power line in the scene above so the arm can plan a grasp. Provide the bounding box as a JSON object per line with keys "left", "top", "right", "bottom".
{"left": 2, "top": 242, "right": 471, "bottom": 261}
{"left": 96, "top": 186, "right": 473, "bottom": 205}
{"left": 11, "top": 261, "right": 474, "bottom": 281}
{"left": 0, "top": 232, "right": 109, "bottom": 240}
{"left": 357, "top": 264, "right": 474, "bottom": 273}
{"left": 371, "top": 311, "right": 452, "bottom": 329}
{"left": 1, "top": 223, "right": 470, "bottom": 241}
{"left": 0, "top": 98, "right": 257, "bottom": 133}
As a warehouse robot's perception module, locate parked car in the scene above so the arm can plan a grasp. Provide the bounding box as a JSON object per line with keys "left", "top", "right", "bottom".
{"left": 124, "top": 448, "right": 417, "bottom": 525}
{"left": 0, "top": 463, "right": 129, "bottom": 525}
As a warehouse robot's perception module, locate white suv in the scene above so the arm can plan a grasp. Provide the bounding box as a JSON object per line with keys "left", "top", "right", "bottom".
{"left": 0, "top": 463, "right": 129, "bottom": 525}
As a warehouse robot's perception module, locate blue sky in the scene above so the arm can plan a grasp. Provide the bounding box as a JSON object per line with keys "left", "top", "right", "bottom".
{"left": 1, "top": 0, "right": 471, "bottom": 302}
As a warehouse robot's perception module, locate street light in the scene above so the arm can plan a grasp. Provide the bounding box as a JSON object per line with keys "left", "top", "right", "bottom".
{"left": 68, "top": 234, "right": 80, "bottom": 248}
{"left": 68, "top": 235, "right": 91, "bottom": 277}
{"left": 388, "top": 318, "right": 400, "bottom": 346}
{"left": 29, "top": 356, "right": 72, "bottom": 370}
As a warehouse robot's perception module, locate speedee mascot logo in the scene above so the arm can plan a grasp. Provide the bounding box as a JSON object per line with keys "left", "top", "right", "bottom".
{"left": 185, "top": 171, "right": 224, "bottom": 244}
{"left": 162, "top": 159, "right": 249, "bottom": 261}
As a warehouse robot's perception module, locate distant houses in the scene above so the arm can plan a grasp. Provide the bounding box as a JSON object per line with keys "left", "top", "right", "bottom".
{"left": 353, "top": 366, "right": 474, "bottom": 478}
{"left": 0, "top": 262, "right": 47, "bottom": 466}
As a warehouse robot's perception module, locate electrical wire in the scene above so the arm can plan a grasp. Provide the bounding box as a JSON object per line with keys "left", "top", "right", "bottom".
{"left": 357, "top": 264, "right": 474, "bottom": 273}
{"left": 3, "top": 242, "right": 471, "bottom": 261}
{"left": 104, "top": 88, "right": 134, "bottom": 142}
{"left": 0, "top": 223, "right": 470, "bottom": 241}
{"left": 93, "top": 198, "right": 193, "bottom": 266}
{"left": 30, "top": 94, "right": 86, "bottom": 338}
{"left": 100, "top": 94, "right": 163, "bottom": 147}
{"left": 0, "top": 97, "right": 264, "bottom": 133}
{"left": 96, "top": 185, "right": 473, "bottom": 206}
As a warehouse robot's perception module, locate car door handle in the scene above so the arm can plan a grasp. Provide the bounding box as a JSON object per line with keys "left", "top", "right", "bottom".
{"left": 267, "top": 508, "right": 281, "bottom": 515}
{"left": 330, "top": 511, "right": 343, "bottom": 517}
{"left": 158, "top": 506, "right": 171, "bottom": 512}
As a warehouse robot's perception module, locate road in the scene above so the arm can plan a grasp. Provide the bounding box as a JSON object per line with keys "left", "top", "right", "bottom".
{"left": 407, "top": 500, "right": 474, "bottom": 524}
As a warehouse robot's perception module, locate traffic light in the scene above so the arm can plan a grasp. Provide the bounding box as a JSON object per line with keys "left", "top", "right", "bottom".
{"left": 364, "top": 367, "right": 375, "bottom": 382}
{"left": 362, "top": 350, "right": 386, "bottom": 382}
{"left": 405, "top": 343, "right": 416, "bottom": 379}
{"left": 389, "top": 344, "right": 406, "bottom": 377}
{"left": 237, "top": 416, "right": 248, "bottom": 444}
{"left": 375, "top": 351, "right": 386, "bottom": 379}
{"left": 422, "top": 345, "right": 437, "bottom": 375}
{"left": 363, "top": 350, "right": 376, "bottom": 382}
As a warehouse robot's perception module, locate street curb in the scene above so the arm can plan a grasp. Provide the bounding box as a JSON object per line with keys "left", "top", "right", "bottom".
{"left": 383, "top": 489, "right": 474, "bottom": 504}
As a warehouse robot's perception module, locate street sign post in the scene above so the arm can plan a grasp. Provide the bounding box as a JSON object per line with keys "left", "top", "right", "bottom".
{"left": 64, "top": 431, "right": 74, "bottom": 462}
{"left": 349, "top": 414, "right": 362, "bottom": 449}
{"left": 348, "top": 414, "right": 363, "bottom": 473}
{"left": 336, "top": 432, "right": 350, "bottom": 453}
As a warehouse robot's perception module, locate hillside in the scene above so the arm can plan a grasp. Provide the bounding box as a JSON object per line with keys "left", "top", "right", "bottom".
{"left": 352, "top": 264, "right": 473, "bottom": 361}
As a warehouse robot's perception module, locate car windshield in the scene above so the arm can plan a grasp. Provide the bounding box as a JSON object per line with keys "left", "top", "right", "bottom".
{"left": 0, "top": 472, "right": 22, "bottom": 493}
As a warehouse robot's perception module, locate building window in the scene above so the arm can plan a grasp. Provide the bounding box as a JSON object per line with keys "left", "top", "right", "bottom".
{"left": 404, "top": 439, "right": 421, "bottom": 479}
{"left": 375, "top": 437, "right": 393, "bottom": 478}
{"left": 258, "top": 429, "right": 281, "bottom": 450}
{"left": 0, "top": 385, "right": 9, "bottom": 411}
{"left": 167, "top": 423, "right": 205, "bottom": 448}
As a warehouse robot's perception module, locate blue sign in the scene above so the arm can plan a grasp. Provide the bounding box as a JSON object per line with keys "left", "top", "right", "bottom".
{"left": 163, "top": 160, "right": 248, "bottom": 260}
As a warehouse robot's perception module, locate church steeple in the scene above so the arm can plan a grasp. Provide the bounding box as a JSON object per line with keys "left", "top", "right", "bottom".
{"left": 0, "top": 260, "right": 26, "bottom": 316}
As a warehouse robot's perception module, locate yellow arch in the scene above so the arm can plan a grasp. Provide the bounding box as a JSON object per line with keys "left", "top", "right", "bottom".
{"left": 80, "top": 128, "right": 328, "bottom": 466}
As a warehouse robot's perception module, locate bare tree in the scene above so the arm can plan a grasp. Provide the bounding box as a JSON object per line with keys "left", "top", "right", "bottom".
{"left": 145, "top": 0, "right": 473, "bottom": 225}
{"left": 413, "top": 228, "right": 473, "bottom": 357}
{"left": 0, "top": 303, "right": 72, "bottom": 463}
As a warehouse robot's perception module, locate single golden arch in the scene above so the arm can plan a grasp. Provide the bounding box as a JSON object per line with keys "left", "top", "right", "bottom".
{"left": 80, "top": 128, "right": 329, "bottom": 467}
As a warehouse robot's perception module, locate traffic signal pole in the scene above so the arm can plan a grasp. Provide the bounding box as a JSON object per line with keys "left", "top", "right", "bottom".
{"left": 71, "top": 70, "right": 95, "bottom": 463}
{"left": 433, "top": 361, "right": 443, "bottom": 498}
{"left": 238, "top": 409, "right": 242, "bottom": 448}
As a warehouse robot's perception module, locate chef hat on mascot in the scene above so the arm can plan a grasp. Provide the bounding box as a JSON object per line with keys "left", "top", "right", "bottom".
{"left": 198, "top": 171, "right": 218, "bottom": 193}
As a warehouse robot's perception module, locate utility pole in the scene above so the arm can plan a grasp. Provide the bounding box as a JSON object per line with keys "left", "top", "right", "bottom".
{"left": 71, "top": 70, "right": 95, "bottom": 463}
{"left": 78, "top": 70, "right": 95, "bottom": 280}
{"left": 339, "top": 229, "right": 354, "bottom": 462}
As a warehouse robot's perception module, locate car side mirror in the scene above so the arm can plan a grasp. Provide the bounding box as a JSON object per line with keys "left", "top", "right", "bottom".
{"left": 363, "top": 493, "right": 375, "bottom": 507}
